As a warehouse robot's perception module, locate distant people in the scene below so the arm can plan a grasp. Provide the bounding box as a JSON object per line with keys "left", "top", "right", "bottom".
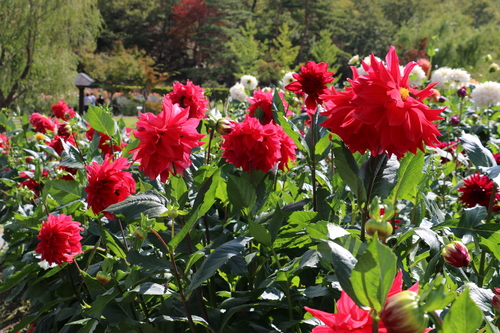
{"left": 96, "top": 95, "right": 105, "bottom": 106}
{"left": 89, "top": 93, "right": 96, "bottom": 106}
{"left": 83, "top": 93, "right": 90, "bottom": 112}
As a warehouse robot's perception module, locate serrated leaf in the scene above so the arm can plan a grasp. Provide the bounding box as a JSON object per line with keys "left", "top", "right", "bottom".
{"left": 87, "top": 105, "right": 117, "bottom": 137}
{"left": 442, "top": 286, "right": 483, "bottom": 333}
{"left": 249, "top": 222, "right": 272, "bottom": 247}
{"left": 44, "top": 180, "right": 83, "bottom": 205}
{"left": 105, "top": 190, "right": 168, "bottom": 220}
{"left": 389, "top": 151, "right": 424, "bottom": 201}
{"left": 351, "top": 238, "right": 397, "bottom": 311}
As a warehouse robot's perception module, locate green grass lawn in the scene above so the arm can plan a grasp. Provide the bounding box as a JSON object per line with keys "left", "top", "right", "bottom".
{"left": 114, "top": 116, "right": 138, "bottom": 128}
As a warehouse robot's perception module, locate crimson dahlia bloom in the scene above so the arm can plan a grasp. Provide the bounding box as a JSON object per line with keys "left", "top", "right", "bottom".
{"left": 246, "top": 88, "right": 290, "bottom": 125}
{"left": 321, "top": 46, "right": 444, "bottom": 158}
{"left": 85, "top": 155, "right": 136, "bottom": 220}
{"left": 0, "top": 133, "right": 9, "bottom": 154}
{"left": 130, "top": 98, "right": 205, "bottom": 182}
{"left": 458, "top": 173, "right": 500, "bottom": 211}
{"left": 166, "top": 80, "right": 209, "bottom": 119}
{"left": 221, "top": 117, "right": 296, "bottom": 173}
{"left": 285, "top": 61, "right": 334, "bottom": 114}
{"left": 51, "top": 100, "right": 76, "bottom": 121}
{"left": 29, "top": 113, "right": 56, "bottom": 134}
{"left": 35, "top": 214, "right": 84, "bottom": 266}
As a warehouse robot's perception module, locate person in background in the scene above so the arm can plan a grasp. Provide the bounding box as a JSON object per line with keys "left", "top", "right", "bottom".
{"left": 83, "top": 93, "right": 90, "bottom": 112}
{"left": 89, "top": 93, "right": 96, "bottom": 106}
{"left": 97, "top": 95, "right": 105, "bottom": 106}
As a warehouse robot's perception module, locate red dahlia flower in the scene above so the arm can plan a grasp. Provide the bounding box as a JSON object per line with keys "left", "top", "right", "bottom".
{"left": 35, "top": 214, "right": 84, "bottom": 266}
{"left": 0, "top": 133, "right": 9, "bottom": 154}
{"left": 493, "top": 153, "right": 500, "bottom": 165}
{"left": 130, "top": 98, "right": 205, "bottom": 182}
{"left": 305, "top": 271, "right": 430, "bottom": 333}
{"left": 285, "top": 61, "right": 334, "bottom": 114}
{"left": 47, "top": 134, "right": 77, "bottom": 156}
{"left": 458, "top": 173, "right": 500, "bottom": 211}
{"left": 321, "top": 46, "right": 444, "bottom": 158}
{"left": 51, "top": 100, "right": 76, "bottom": 121}
{"left": 166, "top": 80, "right": 209, "bottom": 119}
{"left": 85, "top": 155, "right": 136, "bottom": 220}
{"left": 246, "top": 88, "right": 290, "bottom": 125}
{"left": 221, "top": 117, "right": 296, "bottom": 173}
{"left": 29, "top": 113, "right": 56, "bottom": 134}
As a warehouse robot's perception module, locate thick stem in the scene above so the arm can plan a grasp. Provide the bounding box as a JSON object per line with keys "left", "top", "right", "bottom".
{"left": 206, "top": 129, "right": 214, "bottom": 165}
{"left": 371, "top": 318, "right": 379, "bottom": 333}
{"left": 310, "top": 112, "right": 317, "bottom": 212}
{"left": 117, "top": 218, "right": 129, "bottom": 251}
{"left": 479, "top": 183, "right": 497, "bottom": 286}
{"left": 428, "top": 310, "right": 443, "bottom": 330}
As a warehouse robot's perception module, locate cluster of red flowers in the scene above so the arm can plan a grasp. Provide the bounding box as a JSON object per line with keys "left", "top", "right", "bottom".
{"left": 166, "top": 79, "right": 209, "bottom": 119}
{"left": 35, "top": 214, "right": 83, "bottom": 266}
{"left": 85, "top": 155, "right": 136, "bottom": 219}
{"left": 0, "top": 133, "right": 9, "bottom": 154}
{"left": 221, "top": 117, "right": 296, "bottom": 173}
{"left": 246, "top": 88, "right": 290, "bottom": 125}
{"left": 458, "top": 173, "right": 500, "bottom": 211}
{"left": 320, "top": 46, "right": 444, "bottom": 158}
{"left": 130, "top": 96, "right": 205, "bottom": 182}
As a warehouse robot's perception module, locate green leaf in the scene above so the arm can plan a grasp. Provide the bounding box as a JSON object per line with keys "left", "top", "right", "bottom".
{"left": 360, "top": 154, "right": 399, "bottom": 200}
{"left": 85, "top": 287, "right": 121, "bottom": 319}
{"left": 101, "top": 229, "right": 127, "bottom": 260}
{"left": 314, "top": 134, "right": 332, "bottom": 162}
{"left": 105, "top": 190, "right": 168, "bottom": 220}
{"left": 249, "top": 222, "right": 272, "bottom": 247}
{"left": 389, "top": 151, "right": 424, "bottom": 201}
{"left": 331, "top": 136, "right": 367, "bottom": 202}
{"left": 460, "top": 132, "right": 495, "bottom": 168}
{"left": 44, "top": 180, "right": 83, "bottom": 205}
{"left": 168, "top": 170, "right": 219, "bottom": 250}
{"left": 273, "top": 108, "right": 309, "bottom": 154}
{"left": 186, "top": 237, "right": 252, "bottom": 293}
{"left": 351, "top": 237, "right": 397, "bottom": 312}
{"left": 0, "top": 263, "right": 39, "bottom": 293}
{"left": 227, "top": 174, "right": 256, "bottom": 215}
{"left": 442, "top": 286, "right": 483, "bottom": 333}
{"left": 87, "top": 105, "right": 117, "bottom": 137}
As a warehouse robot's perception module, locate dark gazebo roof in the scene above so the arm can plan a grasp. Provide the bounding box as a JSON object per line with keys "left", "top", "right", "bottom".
{"left": 75, "top": 73, "right": 96, "bottom": 87}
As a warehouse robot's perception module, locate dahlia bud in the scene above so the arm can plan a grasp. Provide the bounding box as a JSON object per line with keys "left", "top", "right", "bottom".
{"left": 57, "top": 122, "right": 72, "bottom": 139}
{"left": 216, "top": 118, "right": 234, "bottom": 135}
{"left": 449, "top": 115, "right": 460, "bottom": 126}
{"left": 438, "top": 96, "right": 447, "bottom": 103}
{"left": 96, "top": 271, "right": 112, "bottom": 285}
{"left": 457, "top": 86, "right": 467, "bottom": 98}
{"left": 442, "top": 241, "right": 470, "bottom": 268}
{"left": 25, "top": 156, "right": 34, "bottom": 164}
{"left": 365, "top": 219, "right": 393, "bottom": 240}
{"left": 133, "top": 227, "right": 148, "bottom": 240}
{"left": 380, "top": 290, "right": 429, "bottom": 333}
{"left": 492, "top": 289, "right": 500, "bottom": 314}
{"left": 167, "top": 210, "right": 179, "bottom": 219}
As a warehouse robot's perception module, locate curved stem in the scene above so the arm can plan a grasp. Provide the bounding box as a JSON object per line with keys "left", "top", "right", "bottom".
{"left": 428, "top": 310, "right": 443, "bottom": 330}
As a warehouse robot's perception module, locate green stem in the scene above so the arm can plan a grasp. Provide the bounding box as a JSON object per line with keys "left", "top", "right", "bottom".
{"left": 371, "top": 318, "right": 379, "bottom": 333}
{"left": 151, "top": 229, "right": 198, "bottom": 333}
{"left": 429, "top": 310, "right": 443, "bottom": 331}
{"left": 310, "top": 112, "right": 317, "bottom": 212}
{"left": 206, "top": 129, "right": 214, "bottom": 165}
{"left": 271, "top": 248, "right": 302, "bottom": 333}
{"left": 479, "top": 183, "right": 497, "bottom": 287}
{"left": 117, "top": 218, "right": 129, "bottom": 251}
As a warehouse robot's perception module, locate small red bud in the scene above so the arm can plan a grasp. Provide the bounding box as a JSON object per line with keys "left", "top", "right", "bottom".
{"left": 96, "top": 271, "right": 112, "bottom": 285}
{"left": 380, "top": 290, "right": 429, "bottom": 333}
{"left": 442, "top": 241, "right": 470, "bottom": 268}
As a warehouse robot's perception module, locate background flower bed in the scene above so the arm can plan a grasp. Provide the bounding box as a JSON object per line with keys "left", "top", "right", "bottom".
{"left": 2, "top": 52, "right": 500, "bottom": 333}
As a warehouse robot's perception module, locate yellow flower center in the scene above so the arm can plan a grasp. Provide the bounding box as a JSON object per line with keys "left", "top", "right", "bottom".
{"left": 399, "top": 87, "right": 410, "bottom": 101}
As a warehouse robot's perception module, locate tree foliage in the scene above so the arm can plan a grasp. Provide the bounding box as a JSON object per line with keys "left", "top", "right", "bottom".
{"left": 0, "top": 0, "right": 101, "bottom": 109}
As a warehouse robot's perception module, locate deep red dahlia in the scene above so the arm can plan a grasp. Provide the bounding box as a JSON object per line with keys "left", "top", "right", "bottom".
{"left": 166, "top": 80, "right": 209, "bottom": 119}
{"left": 35, "top": 214, "right": 83, "bottom": 266}
{"left": 285, "top": 61, "right": 334, "bottom": 114}
{"left": 458, "top": 173, "right": 500, "bottom": 211}
{"left": 85, "top": 155, "right": 136, "bottom": 219}
{"left": 221, "top": 117, "right": 296, "bottom": 172}
{"left": 246, "top": 88, "right": 290, "bottom": 125}
{"left": 321, "top": 46, "right": 444, "bottom": 158}
{"left": 0, "top": 133, "right": 9, "bottom": 154}
{"left": 51, "top": 100, "right": 76, "bottom": 121}
{"left": 130, "top": 98, "right": 205, "bottom": 182}
{"left": 29, "top": 113, "right": 56, "bottom": 134}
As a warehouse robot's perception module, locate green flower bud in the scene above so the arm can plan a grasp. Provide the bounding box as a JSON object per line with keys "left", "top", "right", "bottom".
{"left": 381, "top": 290, "right": 429, "bottom": 333}
{"left": 96, "top": 271, "right": 112, "bottom": 285}
{"left": 365, "top": 218, "right": 393, "bottom": 240}
{"left": 216, "top": 118, "right": 234, "bottom": 135}
{"left": 133, "top": 227, "right": 148, "bottom": 240}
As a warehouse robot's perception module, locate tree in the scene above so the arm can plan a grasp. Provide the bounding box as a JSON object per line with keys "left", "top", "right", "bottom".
{"left": 0, "top": 0, "right": 101, "bottom": 110}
